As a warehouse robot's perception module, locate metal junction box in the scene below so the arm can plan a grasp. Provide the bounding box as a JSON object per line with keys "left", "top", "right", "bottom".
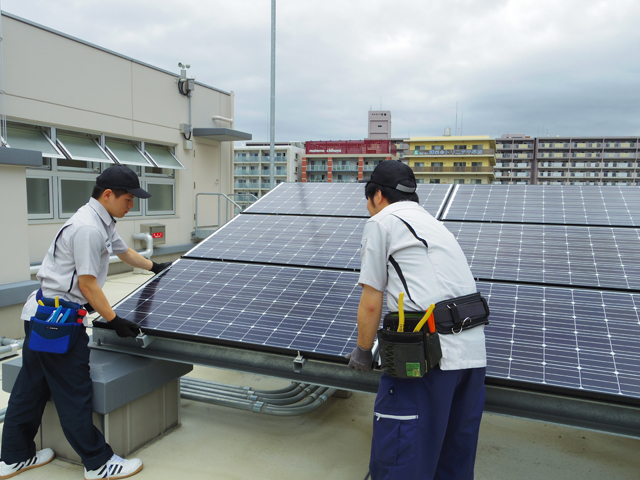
{"left": 140, "top": 223, "right": 166, "bottom": 246}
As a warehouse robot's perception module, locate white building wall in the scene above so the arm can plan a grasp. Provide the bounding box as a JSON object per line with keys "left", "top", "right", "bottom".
{"left": 0, "top": 13, "right": 243, "bottom": 334}
{"left": 2, "top": 13, "right": 236, "bottom": 262}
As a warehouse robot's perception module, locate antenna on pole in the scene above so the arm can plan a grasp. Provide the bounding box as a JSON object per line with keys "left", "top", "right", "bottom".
{"left": 455, "top": 102, "right": 458, "bottom": 136}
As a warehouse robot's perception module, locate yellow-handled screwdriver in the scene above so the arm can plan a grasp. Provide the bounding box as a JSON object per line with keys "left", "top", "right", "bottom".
{"left": 414, "top": 303, "right": 436, "bottom": 333}
{"left": 398, "top": 292, "right": 405, "bottom": 332}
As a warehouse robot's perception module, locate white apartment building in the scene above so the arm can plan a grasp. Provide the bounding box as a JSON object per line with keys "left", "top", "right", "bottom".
{"left": 233, "top": 142, "right": 304, "bottom": 197}
{"left": 495, "top": 135, "right": 640, "bottom": 186}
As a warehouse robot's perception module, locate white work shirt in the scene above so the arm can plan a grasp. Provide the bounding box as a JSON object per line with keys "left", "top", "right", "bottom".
{"left": 358, "top": 201, "right": 486, "bottom": 370}
{"left": 21, "top": 197, "right": 128, "bottom": 322}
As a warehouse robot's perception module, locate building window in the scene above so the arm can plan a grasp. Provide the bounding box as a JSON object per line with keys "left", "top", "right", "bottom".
{"left": 454, "top": 145, "right": 467, "bottom": 150}
{"left": 454, "top": 162, "right": 466, "bottom": 167}
{"left": 432, "top": 145, "right": 444, "bottom": 150}
{"left": 471, "top": 162, "right": 482, "bottom": 167}
{"left": 146, "top": 182, "right": 175, "bottom": 214}
{"left": 431, "top": 162, "right": 443, "bottom": 167}
{"left": 59, "top": 178, "right": 96, "bottom": 216}
{"left": 429, "top": 179, "right": 440, "bottom": 184}
{"left": 26, "top": 177, "right": 53, "bottom": 219}
{"left": 454, "top": 179, "right": 465, "bottom": 184}
{"left": 472, "top": 144, "right": 483, "bottom": 149}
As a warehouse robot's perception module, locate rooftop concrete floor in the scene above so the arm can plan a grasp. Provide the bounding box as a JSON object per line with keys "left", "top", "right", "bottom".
{"left": 2, "top": 271, "right": 640, "bottom": 480}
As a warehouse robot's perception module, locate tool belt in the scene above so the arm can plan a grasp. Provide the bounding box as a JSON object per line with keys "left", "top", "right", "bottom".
{"left": 432, "top": 292, "right": 490, "bottom": 335}
{"left": 377, "top": 324, "right": 442, "bottom": 379}
{"left": 27, "top": 292, "right": 87, "bottom": 355}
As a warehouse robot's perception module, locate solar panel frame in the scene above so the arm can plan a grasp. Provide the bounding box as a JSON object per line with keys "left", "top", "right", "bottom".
{"left": 478, "top": 281, "right": 640, "bottom": 403}
{"left": 184, "top": 214, "right": 366, "bottom": 271}
{"left": 243, "top": 182, "right": 452, "bottom": 218}
{"left": 445, "top": 222, "right": 640, "bottom": 290}
{"left": 442, "top": 185, "right": 640, "bottom": 226}
{"left": 105, "top": 259, "right": 367, "bottom": 363}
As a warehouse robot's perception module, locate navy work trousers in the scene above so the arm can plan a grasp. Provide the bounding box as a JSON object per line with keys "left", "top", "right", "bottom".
{"left": 1, "top": 322, "right": 113, "bottom": 470}
{"left": 370, "top": 366, "right": 486, "bottom": 480}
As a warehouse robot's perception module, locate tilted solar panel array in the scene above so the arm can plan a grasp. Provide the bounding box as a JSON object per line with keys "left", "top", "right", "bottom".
{"left": 109, "top": 182, "right": 640, "bottom": 403}
{"left": 111, "top": 183, "right": 452, "bottom": 362}
{"left": 442, "top": 185, "right": 640, "bottom": 226}
{"left": 442, "top": 184, "right": 640, "bottom": 403}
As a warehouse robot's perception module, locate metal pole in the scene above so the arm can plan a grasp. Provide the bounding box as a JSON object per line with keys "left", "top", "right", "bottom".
{"left": 269, "top": 0, "right": 276, "bottom": 193}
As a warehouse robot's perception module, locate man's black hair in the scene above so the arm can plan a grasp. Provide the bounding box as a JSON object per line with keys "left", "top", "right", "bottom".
{"left": 365, "top": 181, "right": 419, "bottom": 205}
{"left": 91, "top": 185, "right": 130, "bottom": 200}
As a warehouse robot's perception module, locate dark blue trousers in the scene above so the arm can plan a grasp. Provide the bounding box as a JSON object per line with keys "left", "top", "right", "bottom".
{"left": 370, "top": 366, "right": 486, "bottom": 480}
{"left": 1, "top": 322, "right": 113, "bottom": 470}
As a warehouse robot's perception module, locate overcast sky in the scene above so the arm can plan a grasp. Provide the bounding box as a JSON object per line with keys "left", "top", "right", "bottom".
{"left": 2, "top": 0, "right": 640, "bottom": 141}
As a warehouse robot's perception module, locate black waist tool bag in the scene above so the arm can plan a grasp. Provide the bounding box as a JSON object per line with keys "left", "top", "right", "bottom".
{"left": 377, "top": 294, "right": 442, "bottom": 379}
{"left": 27, "top": 295, "right": 86, "bottom": 355}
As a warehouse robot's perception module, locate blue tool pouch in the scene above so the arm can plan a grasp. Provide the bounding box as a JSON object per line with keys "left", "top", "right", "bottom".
{"left": 27, "top": 294, "right": 86, "bottom": 354}
{"left": 27, "top": 318, "right": 82, "bottom": 354}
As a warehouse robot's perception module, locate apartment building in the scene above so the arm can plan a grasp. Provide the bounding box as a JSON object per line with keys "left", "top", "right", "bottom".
{"left": 494, "top": 136, "right": 640, "bottom": 185}
{"left": 302, "top": 140, "right": 396, "bottom": 183}
{"left": 405, "top": 135, "right": 496, "bottom": 184}
{"left": 233, "top": 142, "right": 304, "bottom": 197}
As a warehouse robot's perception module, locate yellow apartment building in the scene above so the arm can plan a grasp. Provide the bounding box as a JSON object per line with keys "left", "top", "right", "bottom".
{"left": 406, "top": 135, "right": 496, "bottom": 184}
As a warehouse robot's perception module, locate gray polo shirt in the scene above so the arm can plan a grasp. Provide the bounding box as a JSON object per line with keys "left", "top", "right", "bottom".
{"left": 358, "top": 201, "right": 486, "bottom": 370}
{"left": 22, "top": 197, "right": 128, "bottom": 321}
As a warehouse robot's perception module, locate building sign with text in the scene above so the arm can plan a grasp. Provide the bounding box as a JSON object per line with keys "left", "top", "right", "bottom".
{"left": 415, "top": 149, "right": 484, "bottom": 155}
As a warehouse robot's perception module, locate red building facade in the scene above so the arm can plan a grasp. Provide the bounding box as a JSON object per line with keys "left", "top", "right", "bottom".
{"left": 302, "top": 140, "right": 397, "bottom": 183}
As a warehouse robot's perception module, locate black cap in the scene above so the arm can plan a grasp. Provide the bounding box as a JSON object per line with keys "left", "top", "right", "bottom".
{"left": 362, "top": 160, "right": 417, "bottom": 193}
{"left": 96, "top": 166, "right": 151, "bottom": 198}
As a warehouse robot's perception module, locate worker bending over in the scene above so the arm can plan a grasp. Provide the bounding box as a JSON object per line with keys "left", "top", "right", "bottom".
{"left": 348, "top": 161, "right": 488, "bottom": 480}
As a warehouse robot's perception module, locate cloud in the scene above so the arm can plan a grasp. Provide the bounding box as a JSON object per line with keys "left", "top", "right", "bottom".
{"left": 3, "top": 0, "right": 640, "bottom": 140}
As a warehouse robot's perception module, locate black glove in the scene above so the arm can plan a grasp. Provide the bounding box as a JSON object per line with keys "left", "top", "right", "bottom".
{"left": 104, "top": 315, "right": 141, "bottom": 338}
{"left": 346, "top": 345, "right": 373, "bottom": 371}
{"left": 150, "top": 261, "right": 172, "bottom": 275}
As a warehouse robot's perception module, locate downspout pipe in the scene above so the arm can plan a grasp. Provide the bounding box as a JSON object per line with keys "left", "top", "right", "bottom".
{"left": 30, "top": 233, "right": 154, "bottom": 275}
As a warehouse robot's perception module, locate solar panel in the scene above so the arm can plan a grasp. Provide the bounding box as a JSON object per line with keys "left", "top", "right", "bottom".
{"left": 111, "top": 259, "right": 363, "bottom": 360}
{"left": 184, "top": 214, "right": 365, "bottom": 271}
{"left": 244, "top": 182, "right": 451, "bottom": 218}
{"left": 442, "top": 185, "right": 640, "bottom": 226}
{"left": 479, "top": 281, "right": 640, "bottom": 400}
{"left": 446, "top": 222, "right": 640, "bottom": 290}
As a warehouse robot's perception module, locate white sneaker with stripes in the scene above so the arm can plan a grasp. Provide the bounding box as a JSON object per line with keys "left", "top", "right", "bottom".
{"left": 84, "top": 454, "right": 143, "bottom": 480}
{"left": 0, "top": 448, "right": 55, "bottom": 479}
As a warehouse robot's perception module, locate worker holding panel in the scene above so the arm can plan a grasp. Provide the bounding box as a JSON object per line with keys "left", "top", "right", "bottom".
{"left": 347, "top": 161, "right": 488, "bottom": 480}
{"left": 0, "top": 166, "right": 171, "bottom": 480}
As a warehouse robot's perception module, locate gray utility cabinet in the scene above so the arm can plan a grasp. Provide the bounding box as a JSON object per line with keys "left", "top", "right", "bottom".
{"left": 2, "top": 349, "right": 192, "bottom": 464}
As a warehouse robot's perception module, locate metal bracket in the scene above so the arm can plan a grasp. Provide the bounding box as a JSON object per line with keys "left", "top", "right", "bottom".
{"left": 293, "top": 351, "right": 307, "bottom": 373}
{"left": 136, "top": 334, "right": 155, "bottom": 349}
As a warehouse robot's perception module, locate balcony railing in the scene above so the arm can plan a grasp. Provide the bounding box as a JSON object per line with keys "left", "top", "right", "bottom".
{"left": 571, "top": 162, "right": 601, "bottom": 168}
{"left": 234, "top": 169, "right": 260, "bottom": 175}
{"left": 538, "top": 162, "right": 567, "bottom": 168}
{"left": 363, "top": 165, "right": 379, "bottom": 171}
{"left": 307, "top": 179, "right": 327, "bottom": 182}
{"left": 572, "top": 152, "right": 602, "bottom": 158}
{"left": 234, "top": 156, "right": 260, "bottom": 163}
{"left": 412, "top": 166, "right": 494, "bottom": 173}
{"left": 234, "top": 182, "right": 259, "bottom": 189}
{"left": 572, "top": 143, "right": 602, "bottom": 148}
{"left": 333, "top": 165, "right": 359, "bottom": 172}
{"left": 307, "top": 165, "right": 328, "bottom": 171}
